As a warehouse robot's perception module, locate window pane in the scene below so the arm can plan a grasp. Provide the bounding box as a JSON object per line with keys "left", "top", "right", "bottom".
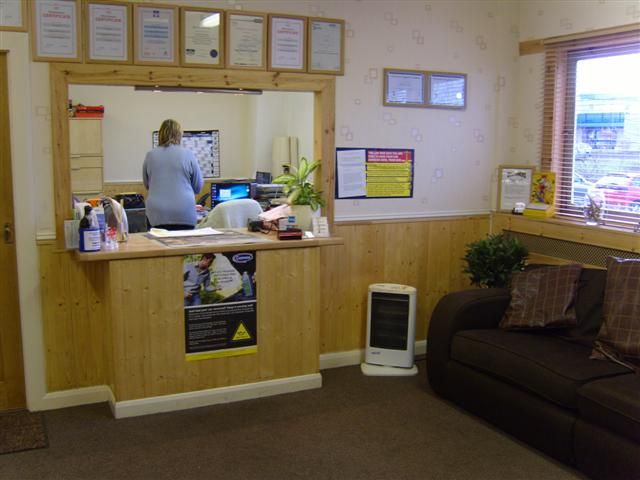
{"left": 573, "top": 53, "right": 640, "bottom": 216}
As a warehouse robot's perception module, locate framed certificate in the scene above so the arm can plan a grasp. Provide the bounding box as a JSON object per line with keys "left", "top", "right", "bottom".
{"left": 383, "top": 69, "right": 425, "bottom": 107}
{"left": 133, "top": 3, "right": 178, "bottom": 66}
{"left": 31, "top": 0, "right": 82, "bottom": 62}
{"left": 0, "top": 0, "right": 27, "bottom": 32}
{"left": 427, "top": 71, "right": 467, "bottom": 109}
{"left": 268, "top": 14, "right": 306, "bottom": 72}
{"left": 180, "top": 7, "right": 224, "bottom": 68}
{"left": 497, "top": 165, "right": 535, "bottom": 212}
{"left": 225, "top": 11, "right": 266, "bottom": 70}
{"left": 86, "top": 1, "right": 131, "bottom": 64}
{"left": 307, "top": 17, "right": 344, "bottom": 75}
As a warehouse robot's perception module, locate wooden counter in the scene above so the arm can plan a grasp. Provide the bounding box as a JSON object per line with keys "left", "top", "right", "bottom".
{"left": 75, "top": 230, "right": 343, "bottom": 418}
{"left": 76, "top": 229, "right": 343, "bottom": 261}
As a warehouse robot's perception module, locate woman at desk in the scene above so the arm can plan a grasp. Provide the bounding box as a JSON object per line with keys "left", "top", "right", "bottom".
{"left": 143, "top": 119, "right": 204, "bottom": 230}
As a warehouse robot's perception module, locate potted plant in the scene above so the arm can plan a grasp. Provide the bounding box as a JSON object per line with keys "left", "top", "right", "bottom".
{"left": 273, "top": 157, "right": 325, "bottom": 230}
{"left": 463, "top": 233, "right": 528, "bottom": 288}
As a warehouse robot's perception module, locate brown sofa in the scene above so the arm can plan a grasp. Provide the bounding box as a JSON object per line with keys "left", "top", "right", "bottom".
{"left": 426, "top": 267, "right": 640, "bottom": 480}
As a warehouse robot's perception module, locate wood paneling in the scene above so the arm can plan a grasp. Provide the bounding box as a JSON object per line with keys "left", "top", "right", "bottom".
{"left": 106, "top": 248, "right": 320, "bottom": 401}
{"left": 493, "top": 213, "right": 640, "bottom": 253}
{"left": 319, "top": 216, "right": 490, "bottom": 354}
{"left": 39, "top": 242, "right": 111, "bottom": 391}
{"left": 39, "top": 216, "right": 490, "bottom": 393}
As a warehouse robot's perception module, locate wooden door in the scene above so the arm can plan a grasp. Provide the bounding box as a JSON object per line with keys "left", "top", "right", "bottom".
{"left": 0, "top": 51, "right": 26, "bottom": 410}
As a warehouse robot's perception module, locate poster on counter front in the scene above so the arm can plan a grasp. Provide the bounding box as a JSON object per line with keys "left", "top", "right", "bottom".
{"left": 183, "top": 251, "right": 257, "bottom": 361}
{"left": 33, "top": 0, "right": 81, "bottom": 61}
{"left": 335, "top": 148, "right": 414, "bottom": 199}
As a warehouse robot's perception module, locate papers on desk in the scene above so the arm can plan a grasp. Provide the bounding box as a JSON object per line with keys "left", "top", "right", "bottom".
{"left": 148, "top": 227, "right": 223, "bottom": 238}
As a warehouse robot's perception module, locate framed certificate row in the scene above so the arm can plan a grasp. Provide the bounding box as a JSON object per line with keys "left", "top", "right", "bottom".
{"left": 26, "top": 0, "right": 345, "bottom": 74}
{"left": 383, "top": 68, "right": 467, "bottom": 109}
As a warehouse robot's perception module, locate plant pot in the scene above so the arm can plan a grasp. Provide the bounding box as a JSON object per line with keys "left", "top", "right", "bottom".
{"left": 289, "top": 205, "right": 318, "bottom": 231}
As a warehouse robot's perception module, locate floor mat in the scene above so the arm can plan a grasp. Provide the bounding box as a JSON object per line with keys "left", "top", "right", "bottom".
{"left": 0, "top": 410, "right": 48, "bottom": 455}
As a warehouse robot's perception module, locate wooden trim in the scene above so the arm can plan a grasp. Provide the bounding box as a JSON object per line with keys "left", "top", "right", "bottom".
{"left": 519, "top": 39, "right": 544, "bottom": 56}
{"left": 0, "top": 0, "right": 28, "bottom": 32}
{"left": 50, "top": 63, "right": 336, "bottom": 248}
{"left": 518, "top": 22, "right": 640, "bottom": 55}
{"left": 492, "top": 212, "right": 640, "bottom": 253}
{"left": 543, "top": 22, "right": 640, "bottom": 45}
{"left": 84, "top": 0, "right": 132, "bottom": 65}
{"left": 179, "top": 6, "right": 225, "bottom": 69}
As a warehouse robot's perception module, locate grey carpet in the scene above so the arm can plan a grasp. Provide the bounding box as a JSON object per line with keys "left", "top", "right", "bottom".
{"left": 0, "top": 360, "right": 586, "bottom": 479}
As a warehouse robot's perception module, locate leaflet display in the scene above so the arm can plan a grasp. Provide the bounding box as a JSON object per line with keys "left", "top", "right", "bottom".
{"left": 335, "top": 147, "right": 414, "bottom": 199}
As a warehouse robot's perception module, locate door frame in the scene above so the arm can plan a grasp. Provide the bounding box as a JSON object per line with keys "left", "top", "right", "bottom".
{"left": 0, "top": 50, "right": 26, "bottom": 410}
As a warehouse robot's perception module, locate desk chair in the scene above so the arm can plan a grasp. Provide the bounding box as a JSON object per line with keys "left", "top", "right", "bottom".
{"left": 198, "top": 199, "right": 263, "bottom": 229}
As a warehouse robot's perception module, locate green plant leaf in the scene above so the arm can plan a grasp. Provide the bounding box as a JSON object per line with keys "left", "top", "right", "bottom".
{"left": 462, "top": 233, "right": 528, "bottom": 288}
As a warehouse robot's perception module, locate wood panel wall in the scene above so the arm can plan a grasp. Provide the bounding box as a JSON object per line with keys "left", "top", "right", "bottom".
{"left": 320, "top": 216, "right": 489, "bottom": 353}
{"left": 39, "top": 215, "right": 490, "bottom": 393}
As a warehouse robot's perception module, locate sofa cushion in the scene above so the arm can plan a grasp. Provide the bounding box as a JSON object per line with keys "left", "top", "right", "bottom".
{"left": 451, "top": 329, "right": 631, "bottom": 409}
{"left": 578, "top": 374, "right": 640, "bottom": 443}
{"left": 564, "top": 268, "right": 606, "bottom": 343}
{"left": 592, "top": 257, "right": 640, "bottom": 368}
{"left": 500, "top": 264, "right": 582, "bottom": 330}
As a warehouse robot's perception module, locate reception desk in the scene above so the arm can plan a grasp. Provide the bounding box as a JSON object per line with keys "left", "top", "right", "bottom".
{"left": 75, "top": 230, "right": 342, "bottom": 418}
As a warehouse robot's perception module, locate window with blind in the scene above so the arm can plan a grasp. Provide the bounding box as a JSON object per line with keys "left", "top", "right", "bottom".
{"left": 541, "top": 29, "right": 640, "bottom": 228}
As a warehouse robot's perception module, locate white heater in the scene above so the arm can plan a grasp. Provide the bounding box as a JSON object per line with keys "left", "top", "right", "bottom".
{"left": 361, "top": 283, "right": 418, "bottom": 376}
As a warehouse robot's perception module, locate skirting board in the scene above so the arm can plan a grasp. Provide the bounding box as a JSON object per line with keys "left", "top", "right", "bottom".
{"left": 320, "top": 340, "right": 427, "bottom": 370}
{"left": 36, "top": 340, "right": 427, "bottom": 413}
{"left": 41, "top": 385, "right": 113, "bottom": 410}
{"left": 111, "top": 373, "right": 322, "bottom": 419}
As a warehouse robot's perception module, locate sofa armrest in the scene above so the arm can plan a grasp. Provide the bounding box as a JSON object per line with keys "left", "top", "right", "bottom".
{"left": 426, "top": 288, "right": 510, "bottom": 396}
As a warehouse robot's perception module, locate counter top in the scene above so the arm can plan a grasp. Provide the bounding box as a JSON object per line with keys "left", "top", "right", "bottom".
{"left": 75, "top": 229, "right": 343, "bottom": 262}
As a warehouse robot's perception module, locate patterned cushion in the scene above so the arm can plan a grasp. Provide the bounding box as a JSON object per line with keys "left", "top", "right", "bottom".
{"left": 500, "top": 264, "right": 583, "bottom": 329}
{"left": 591, "top": 257, "right": 640, "bottom": 369}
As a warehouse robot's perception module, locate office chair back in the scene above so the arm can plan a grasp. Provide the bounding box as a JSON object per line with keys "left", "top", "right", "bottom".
{"left": 198, "top": 199, "right": 263, "bottom": 229}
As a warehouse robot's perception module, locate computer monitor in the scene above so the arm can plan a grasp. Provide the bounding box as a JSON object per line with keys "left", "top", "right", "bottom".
{"left": 211, "top": 182, "right": 252, "bottom": 207}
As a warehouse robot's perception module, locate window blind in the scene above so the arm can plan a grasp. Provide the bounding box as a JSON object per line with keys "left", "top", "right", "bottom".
{"left": 541, "top": 29, "right": 640, "bottom": 229}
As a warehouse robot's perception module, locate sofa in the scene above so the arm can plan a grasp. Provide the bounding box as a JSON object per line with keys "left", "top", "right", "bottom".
{"left": 426, "top": 266, "right": 640, "bottom": 480}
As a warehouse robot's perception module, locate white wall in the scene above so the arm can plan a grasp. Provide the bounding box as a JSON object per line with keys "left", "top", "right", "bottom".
{"left": 69, "top": 85, "right": 313, "bottom": 181}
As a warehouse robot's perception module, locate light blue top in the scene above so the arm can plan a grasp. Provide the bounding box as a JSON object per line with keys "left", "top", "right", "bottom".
{"left": 143, "top": 145, "right": 204, "bottom": 227}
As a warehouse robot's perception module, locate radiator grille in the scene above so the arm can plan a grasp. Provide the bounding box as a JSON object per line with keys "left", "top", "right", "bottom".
{"left": 506, "top": 231, "right": 640, "bottom": 268}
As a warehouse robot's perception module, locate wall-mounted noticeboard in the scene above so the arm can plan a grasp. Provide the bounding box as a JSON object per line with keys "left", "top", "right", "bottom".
{"left": 335, "top": 147, "right": 414, "bottom": 200}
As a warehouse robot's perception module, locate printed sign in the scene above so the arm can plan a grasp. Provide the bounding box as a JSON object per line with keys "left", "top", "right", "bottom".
{"left": 335, "top": 147, "right": 414, "bottom": 199}
{"left": 183, "top": 251, "right": 257, "bottom": 360}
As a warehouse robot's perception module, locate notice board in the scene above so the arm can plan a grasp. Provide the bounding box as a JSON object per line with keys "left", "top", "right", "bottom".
{"left": 335, "top": 147, "right": 414, "bottom": 199}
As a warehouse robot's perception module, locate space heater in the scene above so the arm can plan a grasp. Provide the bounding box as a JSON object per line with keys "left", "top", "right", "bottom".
{"left": 361, "top": 283, "right": 418, "bottom": 376}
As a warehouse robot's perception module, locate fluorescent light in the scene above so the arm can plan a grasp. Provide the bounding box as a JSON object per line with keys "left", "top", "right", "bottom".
{"left": 134, "top": 86, "right": 262, "bottom": 95}
{"left": 200, "top": 13, "right": 220, "bottom": 28}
